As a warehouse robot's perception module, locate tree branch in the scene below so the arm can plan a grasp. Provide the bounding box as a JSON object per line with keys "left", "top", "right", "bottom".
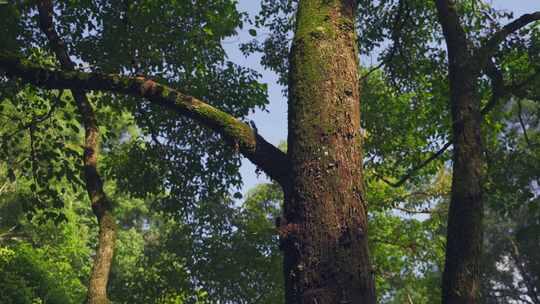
{"left": 475, "top": 11, "right": 540, "bottom": 70}
{"left": 481, "top": 60, "right": 506, "bottom": 115}
{"left": 506, "top": 68, "right": 540, "bottom": 102}
{"left": 0, "top": 52, "right": 291, "bottom": 186}
{"left": 360, "top": 0, "right": 407, "bottom": 82}
{"left": 374, "top": 58, "right": 525, "bottom": 189}
{"left": 393, "top": 206, "right": 435, "bottom": 214}
{"left": 374, "top": 140, "right": 452, "bottom": 188}
{"left": 38, "top": 0, "right": 111, "bottom": 214}
{"left": 517, "top": 99, "right": 532, "bottom": 147}
{"left": 483, "top": 59, "right": 540, "bottom": 122}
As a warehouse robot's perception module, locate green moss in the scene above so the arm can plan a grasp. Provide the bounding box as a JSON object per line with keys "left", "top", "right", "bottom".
{"left": 160, "top": 86, "right": 171, "bottom": 98}
{"left": 291, "top": 2, "right": 344, "bottom": 147}
{"left": 192, "top": 102, "right": 256, "bottom": 150}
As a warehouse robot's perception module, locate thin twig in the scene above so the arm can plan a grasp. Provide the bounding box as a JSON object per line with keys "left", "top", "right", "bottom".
{"left": 374, "top": 141, "right": 452, "bottom": 188}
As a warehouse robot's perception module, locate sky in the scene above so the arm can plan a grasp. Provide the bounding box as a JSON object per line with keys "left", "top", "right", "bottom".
{"left": 224, "top": 0, "right": 540, "bottom": 195}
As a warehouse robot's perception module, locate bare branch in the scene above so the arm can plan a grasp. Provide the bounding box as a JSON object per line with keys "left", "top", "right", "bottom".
{"left": 374, "top": 140, "right": 452, "bottom": 188}
{"left": 393, "top": 206, "right": 435, "bottom": 214}
{"left": 0, "top": 226, "right": 28, "bottom": 243}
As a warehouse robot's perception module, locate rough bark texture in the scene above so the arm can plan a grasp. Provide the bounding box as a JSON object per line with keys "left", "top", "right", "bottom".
{"left": 37, "top": 1, "right": 116, "bottom": 303}
{"left": 435, "top": 1, "right": 484, "bottom": 303}
{"left": 443, "top": 70, "right": 484, "bottom": 304}
{"left": 435, "top": 2, "right": 540, "bottom": 303}
{"left": 283, "top": 0, "right": 376, "bottom": 303}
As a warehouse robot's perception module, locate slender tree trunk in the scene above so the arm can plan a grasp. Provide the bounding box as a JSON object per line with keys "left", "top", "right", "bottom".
{"left": 78, "top": 91, "right": 116, "bottom": 304}
{"left": 37, "top": 2, "right": 116, "bottom": 303}
{"left": 435, "top": 1, "right": 485, "bottom": 302}
{"left": 281, "top": 0, "right": 376, "bottom": 303}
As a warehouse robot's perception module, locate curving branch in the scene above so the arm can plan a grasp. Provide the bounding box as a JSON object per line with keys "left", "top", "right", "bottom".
{"left": 374, "top": 140, "right": 452, "bottom": 188}
{"left": 483, "top": 59, "right": 540, "bottom": 113}
{"left": 475, "top": 11, "right": 540, "bottom": 70}
{"left": 0, "top": 52, "right": 291, "bottom": 186}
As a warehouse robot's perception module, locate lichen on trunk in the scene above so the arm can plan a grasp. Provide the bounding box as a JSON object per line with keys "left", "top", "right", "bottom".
{"left": 283, "top": 0, "right": 376, "bottom": 303}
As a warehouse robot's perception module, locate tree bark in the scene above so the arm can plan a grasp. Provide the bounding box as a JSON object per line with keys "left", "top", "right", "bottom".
{"left": 435, "top": 2, "right": 540, "bottom": 303}
{"left": 282, "top": 0, "right": 376, "bottom": 303}
{"left": 37, "top": 1, "right": 116, "bottom": 303}
{"left": 442, "top": 70, "right": 484, "bottom": 304}
{"left": 435, "top": 1, "right": 484, "bottom": 303}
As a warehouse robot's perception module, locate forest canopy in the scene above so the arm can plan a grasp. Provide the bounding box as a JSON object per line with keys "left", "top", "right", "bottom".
{"left": 0, "top": 0, "right": 539, "bottom": 304}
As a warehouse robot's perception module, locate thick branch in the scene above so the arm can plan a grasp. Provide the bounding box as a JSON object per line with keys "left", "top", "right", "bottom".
{"left": 0, "top": 52, "right": 290, "bottom": 185}
{"left": 483, "top": 60, "right": 540, "bottom": 112}
{"left": 475, "top": 11, "right": 540, "bottom": 69}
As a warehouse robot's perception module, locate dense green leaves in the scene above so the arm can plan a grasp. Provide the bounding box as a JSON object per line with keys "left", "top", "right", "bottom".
{"left": 0, "top": 0, "right": 539, "bottom": 303}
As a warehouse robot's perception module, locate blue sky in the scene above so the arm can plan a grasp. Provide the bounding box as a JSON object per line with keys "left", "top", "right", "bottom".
{"left": 224, "top": 0, "right": 540, "bottom": 194}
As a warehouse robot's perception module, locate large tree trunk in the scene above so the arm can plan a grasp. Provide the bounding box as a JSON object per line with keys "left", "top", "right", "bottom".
{"left": 435, "top": 1, "right": 485, "bottom": 302}
{"left": 281, "top": 0, "right": 376, "bottom": 303}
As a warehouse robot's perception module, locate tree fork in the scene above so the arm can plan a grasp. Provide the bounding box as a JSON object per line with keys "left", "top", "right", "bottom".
{"left": 284, "top": 0, "right": 376, "bottom": 303}
{"left": 37, "top": 1, "right": 116, "bottom": 302}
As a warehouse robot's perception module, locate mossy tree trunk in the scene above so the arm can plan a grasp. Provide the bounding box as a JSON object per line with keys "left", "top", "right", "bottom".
{"left": 282, "top": 0, "right": 376, "bottom": 303}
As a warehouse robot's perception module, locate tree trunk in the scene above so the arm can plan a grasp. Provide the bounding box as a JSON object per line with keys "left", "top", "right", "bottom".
{"left": 80, "top": 93, "right": 116, "bottom": 304}
{"left": 442, "top": 70, "right": 484, "bottom": 304}
{"left": 86, "top": 202, "right": 116, "bottom": 304}
{"left": 282, "top": 0, "right": 376, "bottom": 303}
{"left": 36, "top": 2, "right": 116, "bottom": 303}
{"left": 434, "top": 1, "right": 485, "bottom": 302}
{"left": 435, "top": 1, "right": 485, "bottom": 301}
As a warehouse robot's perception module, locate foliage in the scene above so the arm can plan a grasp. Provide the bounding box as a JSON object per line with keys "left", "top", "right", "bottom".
{"left": 0, "top": 0, "right": 539, "bottom": 303}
